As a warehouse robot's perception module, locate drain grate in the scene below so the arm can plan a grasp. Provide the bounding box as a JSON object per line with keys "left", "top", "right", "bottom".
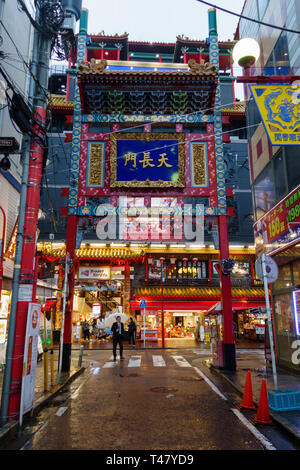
{"left": 180, "top": 376, "right": 204, "bottom": 382}
{"left": 120, "top": 373, "right": 140, "bottom": 378}
{"left": 148, "top": 387, "right": 178, "bottom": 393}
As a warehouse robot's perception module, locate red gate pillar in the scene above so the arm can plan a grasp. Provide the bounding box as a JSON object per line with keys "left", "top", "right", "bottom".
{"left": 218, "top": 214, "right": 236, "bottom": 370}
{"left": 7, "top": 107, "right": 46, "bottom": 419}
{"left": 61, "top": 214, "right": 77, "bottom": 372}
{"left": 123, "top": 265, "right": 131, "bottom": 318}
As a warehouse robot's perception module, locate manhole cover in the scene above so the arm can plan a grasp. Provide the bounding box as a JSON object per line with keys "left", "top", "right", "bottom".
{"left": 148, "top": 387, "right": 178, "bottom": 393}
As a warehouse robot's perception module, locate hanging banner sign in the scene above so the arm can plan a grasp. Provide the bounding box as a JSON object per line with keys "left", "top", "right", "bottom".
{"left": 20, "top": 303, "right": 41, "bottom": 419}
{"left": 0, "top": 319, "right": 7, "bottom": 344}
{"left": 78, "top": 266, "right": 111, "bottom": 280}
{"left": 254, "top": 184, "right": 300, "bottom": 254}
{"left": 250, "top": 84, "right": 300, "bottom": 145}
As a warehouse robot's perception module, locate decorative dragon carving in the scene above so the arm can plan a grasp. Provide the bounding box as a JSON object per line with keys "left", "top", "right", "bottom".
{"left": 78, "top": 58, "right": 108, "bottom": 74}
{"left": 188, "top": 59, "right": 217, "bottom": 75}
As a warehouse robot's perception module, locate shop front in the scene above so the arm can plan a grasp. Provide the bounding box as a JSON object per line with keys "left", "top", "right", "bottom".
{"left": 204, "top": 299, "right": 267, "bottom": 348}
{"left": 132, "top": 289, "right": 266, "bottom": 348}
{"left": 254, "top": 184, "right": 300, "bottom": 371}
{"left": 271, "top": 250, "right": 300, "bottom": 371}
{"left": 236, "top": 308, "right": 266, "bottom": 343}
{"left": 134, "top": 307, "right": 206, "bottom": 344}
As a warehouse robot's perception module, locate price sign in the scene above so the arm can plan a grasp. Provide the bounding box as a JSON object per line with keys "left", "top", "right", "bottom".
{"left": 254, "top": 184, "right": 300, "bottom": 254}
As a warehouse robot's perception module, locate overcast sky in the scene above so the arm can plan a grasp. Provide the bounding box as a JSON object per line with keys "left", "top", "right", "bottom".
{"left": 81, "top": 0, "right": 245, "bottom": 43}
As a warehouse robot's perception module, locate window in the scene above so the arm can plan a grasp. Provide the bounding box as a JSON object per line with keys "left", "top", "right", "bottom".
{"left": 246, "top": 98, "right": 261, "bottom": 140}
{"left": 265, "top": 31, "right": 291, "bottom": 76}
{"left": 274, "top": 293, "right": 295, "bottom": 335}
{"left": 258, "top": 0, "right": 269, "bottom": 20}
{"left": 88, "top": 124, "right": 111, "bottom": 134}
{"left": 285, "top": 146, "right": 300, "bottom": 193}
{"left": 252, "top": 163, "right": 275, "bottom": 220}
{"left": 231, "top": 261, "right": 250, "bottom": 278}
{"left": 292, "top": 260, "right": 300, "bottom": 287}
{"left": 177, "top": 260, "right": 207, "bottom": 280}
{"left": 240, "top": 1, "right": 259, "bottom": 39}
{"left": 273, "top": 149, "right": 287, "bottom": 200}
{"left": 273, "top": 264, "right": 293, "bottom": 291}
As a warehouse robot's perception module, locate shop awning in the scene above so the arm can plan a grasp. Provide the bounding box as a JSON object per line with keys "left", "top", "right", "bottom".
{"left": 134, "top": 286, "right": 266, "bottom": 299}
{"left": 232, "top": 301, "right": 266, "bottom": 310}
{"left": 205, "top": 302, "right": 221, "bottom": 315}
{"left": 205, "top": 300, "right": 266, "bottom": 316}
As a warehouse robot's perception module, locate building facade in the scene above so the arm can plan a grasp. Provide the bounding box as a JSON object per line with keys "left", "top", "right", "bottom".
{"left": 37, "top": 7, "right": 267, "bottom": 359}
{"left": 237, "top": 0, "right": 300, "bottom": 371}
{"left": 0, "top": 0, "right": 33, "bottom": 316}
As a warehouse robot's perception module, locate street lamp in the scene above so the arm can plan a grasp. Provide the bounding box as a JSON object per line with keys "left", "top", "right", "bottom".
{"left": 232, "top": 37, "right": 261, "bottom": 109}
{"left": 232, "top": 38, "right": 260, "bottom": 69}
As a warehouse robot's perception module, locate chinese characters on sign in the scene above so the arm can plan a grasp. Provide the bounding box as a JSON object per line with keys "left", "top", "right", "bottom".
{"left": 110, "top": 134, "right": 185, "bottom": 188}
{"left": 274, "top": 133, "right": 300, "bottom": 143}
{"left": 124, "top": 151, "right": 173, "bottom": 169}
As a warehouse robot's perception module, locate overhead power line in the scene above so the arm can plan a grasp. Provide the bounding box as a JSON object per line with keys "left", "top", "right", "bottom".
{"left": 195, "top": 0, "right": 300, "bottom": 35}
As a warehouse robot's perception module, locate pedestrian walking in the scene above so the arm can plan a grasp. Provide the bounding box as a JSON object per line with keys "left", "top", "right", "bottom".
{"left": 111, "top": 315, "right": 124, "bottom": 361}
{"left": 128, "top": 317, "right": 136, "bottom": 348}
{"left": 82, "top": 320, "right": 90, "bottom": 341}
{"left": 91, "top": 318, "right": 98, "bottom": 339}
{"left": 97, "top": 316, "right": 108, "bottom": 343}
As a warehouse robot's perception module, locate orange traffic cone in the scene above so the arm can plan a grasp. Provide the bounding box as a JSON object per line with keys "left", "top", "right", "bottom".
{"left": 255, "top": 379, "right": 272, "bottom": 424}
{"left": 240, "top": 371, "right": 255, "bottom": 410}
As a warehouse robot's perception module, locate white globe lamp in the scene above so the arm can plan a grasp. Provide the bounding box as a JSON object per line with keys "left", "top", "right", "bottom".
{"left": 232, "top": 38, "right": 260, "bottom": 68}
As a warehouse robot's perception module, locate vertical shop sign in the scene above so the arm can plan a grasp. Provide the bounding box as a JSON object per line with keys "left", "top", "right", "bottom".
{"left": 19, "top": 303, "right": 41, "bottom": 426}
{"left": 292, "top": 290, "right": 300, "bottom": 336}
{"left": 0, "top": 319, "right": 7, "bottom": 344}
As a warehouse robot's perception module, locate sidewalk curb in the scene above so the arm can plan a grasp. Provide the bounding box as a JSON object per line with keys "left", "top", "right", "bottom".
{"left": 0, "top": 366, "right": 85, "bottom": 447}
{"left": 206, "top": 362, "right": 300, "bottom": 442}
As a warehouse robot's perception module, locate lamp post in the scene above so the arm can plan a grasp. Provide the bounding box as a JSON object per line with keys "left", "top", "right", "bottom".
{"left": 0, "top": 206, "right": 6, "bottom": 303}
{"left": 232, "top": 38, "right": 260, "bottom": 98}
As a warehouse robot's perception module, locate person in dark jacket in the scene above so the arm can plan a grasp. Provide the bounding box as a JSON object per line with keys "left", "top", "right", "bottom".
{"left": 128, "top": 317, "right": 136, "bottom": 348}
{"left": 82, "top": 320, "right": 90, "bottom": 341}
{"left": 111, "top": 316, "right": 124, "bottom": 361}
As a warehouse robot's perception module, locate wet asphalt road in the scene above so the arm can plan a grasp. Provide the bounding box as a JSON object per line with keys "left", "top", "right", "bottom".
{"left": 6, "top": 349, "right": 300, "bottom": 451}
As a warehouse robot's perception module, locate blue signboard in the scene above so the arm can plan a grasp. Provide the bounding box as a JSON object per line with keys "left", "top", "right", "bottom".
{"left": 110, "top": 133, "right": 185, "bottom": 188}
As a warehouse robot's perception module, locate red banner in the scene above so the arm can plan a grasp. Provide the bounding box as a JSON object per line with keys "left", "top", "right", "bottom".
{"left": 254, "top": 184, "right": 300, "bottom": 254}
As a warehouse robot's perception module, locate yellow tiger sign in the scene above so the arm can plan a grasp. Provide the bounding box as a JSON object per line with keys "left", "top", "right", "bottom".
{"left": 250, "top": 84, "right": 300, "bottom": 145}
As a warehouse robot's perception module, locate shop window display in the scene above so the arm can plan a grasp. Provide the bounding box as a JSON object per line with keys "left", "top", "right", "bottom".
{"left": 285, "top": 146, "right": 300, "bottom": 194}
{"left": 273, "top": 149, "right": 287, "bottom": 201}
{"left": 165, "top": 313, "right": 198, "bottom": 339}
{"left": 274, "top": 293, "right": 296, "bottom": 363}
{"left": 241, "top": 311, "right": 266, "bottom": 341}
{"left": 273, "top": 263, "right": 292, "bottom": 291}
{"left": 177, "top": 260, "right": 207, "bottom": 280}
{"left": 253, "top": 163, "right": 275, "bottom": 220}
{"left": 292, "top": 259, "right": 300, "bottom": 287}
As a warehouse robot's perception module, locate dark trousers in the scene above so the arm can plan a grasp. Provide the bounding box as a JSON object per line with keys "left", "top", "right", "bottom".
{"left": 113, "top": 335, "right": 123, "bottom": 359}
{"left": 129, "top": 331, "right": 135, "bottom": 346}
{"left": 83, "top": 330, "right": 90, "bottom": 340}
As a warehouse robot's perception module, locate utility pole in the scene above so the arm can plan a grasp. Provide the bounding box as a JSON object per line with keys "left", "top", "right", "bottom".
{"left": 0, "top": 1, "right": 50, "bottom": 424}
{"left": 0, "top": 0, "right": 81, "bottom": 423}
